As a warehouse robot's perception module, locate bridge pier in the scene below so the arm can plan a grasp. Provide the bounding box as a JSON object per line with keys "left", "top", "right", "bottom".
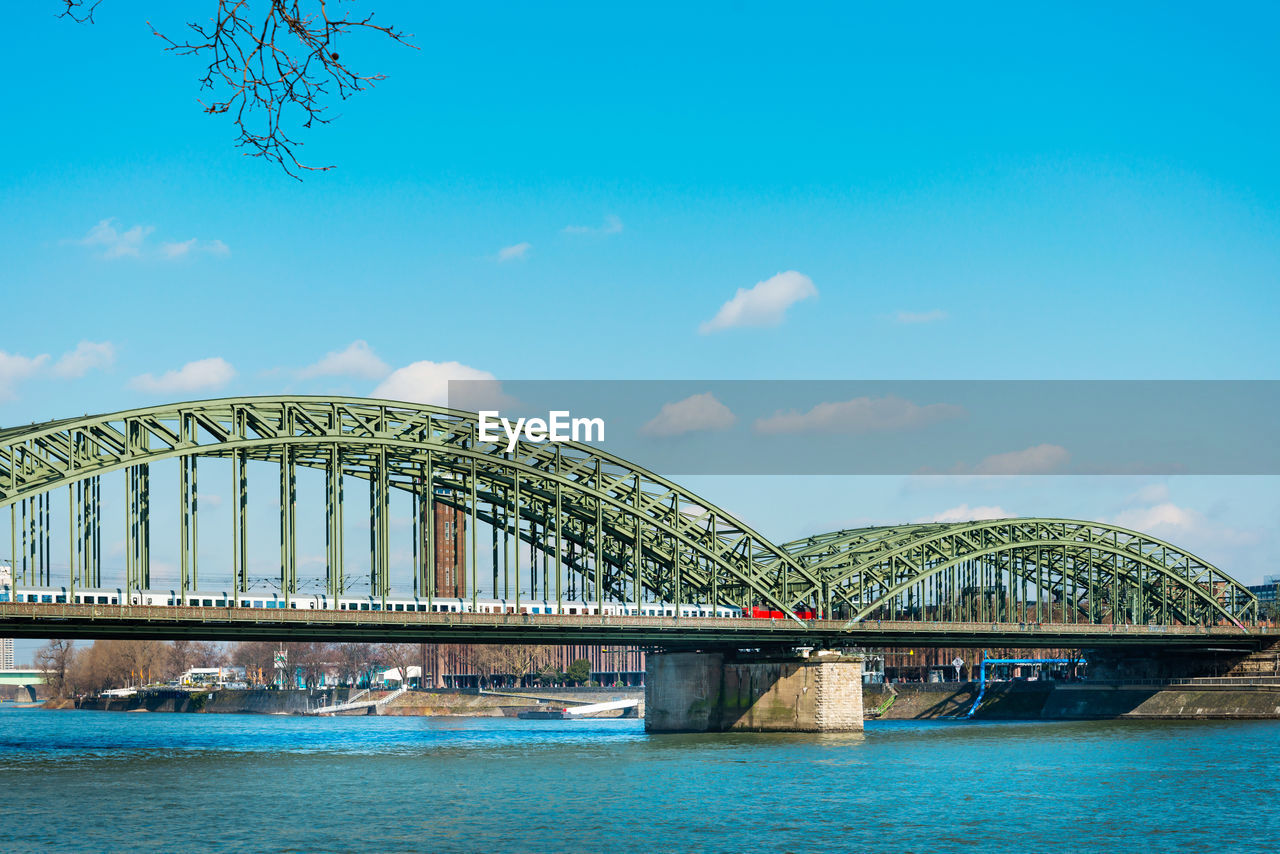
{"left": 644, "top": 650, "right": 863, "bottom": 733}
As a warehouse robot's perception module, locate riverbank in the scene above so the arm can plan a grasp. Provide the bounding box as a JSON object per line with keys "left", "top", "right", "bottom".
{"left": 49, "top": 681, "right": 1280, "bottom": 719}
{"left": 865, "top": 681, "right": 1280, "bottom": 720}
{"left": 61, "top": 686, "right": 645, "bottom": 717}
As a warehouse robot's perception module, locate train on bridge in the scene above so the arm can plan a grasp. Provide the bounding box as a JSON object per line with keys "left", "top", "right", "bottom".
{"left": 0, "top": 581, "right": 745, "bottom": 619}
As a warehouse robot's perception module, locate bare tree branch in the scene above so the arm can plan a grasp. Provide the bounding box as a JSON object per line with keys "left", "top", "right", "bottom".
{"left": 59, "top": 0, "right": 102, "bottom": 24}
{"left": 60, "top": 1, "right": 416, "bottom": 178}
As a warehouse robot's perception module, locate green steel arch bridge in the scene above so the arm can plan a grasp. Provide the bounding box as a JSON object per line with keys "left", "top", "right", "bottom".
{"left": 0, "top": 396, "right": 1265, "bottom": 650}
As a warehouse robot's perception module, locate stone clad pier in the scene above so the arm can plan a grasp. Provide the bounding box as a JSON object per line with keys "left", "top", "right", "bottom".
{"left": 644, "top": 650, "right": 863, "bottom": 732}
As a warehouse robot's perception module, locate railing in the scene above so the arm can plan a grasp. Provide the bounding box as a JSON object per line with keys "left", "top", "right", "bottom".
{"left": 0, "top": 602, "right": 1262, "bottom": 636}
{"left": 1083, "top": 676, "right": 1280, "bottom": 687}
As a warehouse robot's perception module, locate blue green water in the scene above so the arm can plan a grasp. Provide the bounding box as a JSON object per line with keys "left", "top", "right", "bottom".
{"left": 0, "top": 706, "right": 1276, "bottom": 853}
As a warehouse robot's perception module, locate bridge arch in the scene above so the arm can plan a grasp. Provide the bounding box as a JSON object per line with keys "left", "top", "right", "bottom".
{"left": 0, "top": 396, "right": 819, "bottom": 617}
{"left": 0, "top": 399, "right": 1258, "bottom": 629}
{"left": 781, "top": 519, "right": 1257, "bottom": 628}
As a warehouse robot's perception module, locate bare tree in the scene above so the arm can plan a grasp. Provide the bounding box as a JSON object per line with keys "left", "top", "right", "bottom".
{"left": 286, "top": 642, "right": 332, "bottom": 689}
{"left": 34, "top": 639, "right": 78, "bottom": 697}
{"left": 59, "top": 1, "right": 416, "bottom": 177}
{"left": 471, "top": 645, "right": 552, "bottom": 688}
{"left": 230, "top": 640, "right": 280, "bottom": 686}
{"left": 59, "top": 640, "right": 168, "bottom": 694}
{"left": 334, "top": 642, "right": 374, "bottom": 687}
{"left": 376, "top": 642, "right": 418, "bottom": 688}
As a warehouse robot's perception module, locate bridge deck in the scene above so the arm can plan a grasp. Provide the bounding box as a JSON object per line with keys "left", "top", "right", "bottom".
{"left": 0, "top": 603, "right": 1267, "bottom": 649}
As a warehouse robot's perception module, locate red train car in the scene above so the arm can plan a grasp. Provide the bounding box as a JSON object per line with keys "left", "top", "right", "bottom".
{"left": 749, "top": 606, "right": 819, "bottom": 620}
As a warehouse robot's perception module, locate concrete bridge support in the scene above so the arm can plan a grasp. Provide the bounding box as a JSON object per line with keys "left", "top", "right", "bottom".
{"left": 644, "top": 650, "right": 863, "bottom": 733}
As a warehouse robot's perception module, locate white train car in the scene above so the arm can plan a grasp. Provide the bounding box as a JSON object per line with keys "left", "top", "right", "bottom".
{"left": 1, "top": 581, "right": 742, "bottom": 618}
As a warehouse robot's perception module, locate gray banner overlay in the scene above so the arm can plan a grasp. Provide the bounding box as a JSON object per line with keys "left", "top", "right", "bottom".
{"left": 446, "top": 380, "right": 1280, "bottom": 475}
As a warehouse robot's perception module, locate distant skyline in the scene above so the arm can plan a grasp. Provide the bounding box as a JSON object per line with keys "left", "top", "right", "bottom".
{"left": 3, "top": 3, "right": 1279, "bottom": 656}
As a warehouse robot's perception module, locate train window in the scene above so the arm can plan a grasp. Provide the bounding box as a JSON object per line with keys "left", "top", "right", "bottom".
{"left": 215, "top": 599, "right": 226, "bottom": 607}
{"left": 55, "top": 595, "right": 66, "bottom": 603}
{"left": 290, "top": 603, "right": 298, "bottom": 609}
{"left": 252, "top": 600, "right": 263, "bottom": 608}
{"left": 360, "top": 603, "right": 370, "bottom": 610}
{"left": 394, "top": 604, "right": 403, "bottom": 611}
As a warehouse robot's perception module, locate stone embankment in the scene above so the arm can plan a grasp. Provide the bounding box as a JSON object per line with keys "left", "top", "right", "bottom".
{"left": 57, "top": 686, "right": 644, "bottom": 717}
{"left": 863, "top": 681, "right": 1280, "bottom": 720}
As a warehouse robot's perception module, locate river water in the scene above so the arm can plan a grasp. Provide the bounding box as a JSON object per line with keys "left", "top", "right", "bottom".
{"left": 1, "top": 706, "right": 1276, "bottom": 853}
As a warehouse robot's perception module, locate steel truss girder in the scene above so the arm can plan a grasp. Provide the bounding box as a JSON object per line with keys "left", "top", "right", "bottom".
{"left": 780, "top": 519, "right": 1257, "bottom": 629}
{"left": 0, "top": 396, "right": 819, "bottom": 617}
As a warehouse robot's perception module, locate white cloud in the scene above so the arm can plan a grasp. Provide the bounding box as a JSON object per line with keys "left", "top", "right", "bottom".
{"left": 160, "top": 238, "right": 231, "bottom": 259}
{"left": 969, "top": 444, "right": 1070, "bottom": 475}
{"left": 563, "top": 214, "right": 623, "bottom": 236}
{"left": 298, "top": 340, "right": 390, "bottom": 380}
{"left": 160, "top": 238, "right": 198, "bottom": 259}
{"left": 754, "top": 395, "right": 964, "bottom": 435}
{"left": 699, "top": 271, "right": 818, "bottom": 333}
{"left": 373, "top": 360, "right": 511, "bottom": 410}
{"left": 1112, "top": 501, "right": 1197, "bottom": 533}
{"left": 78, "top": 218, "right": 154, "bottom": 259}
{"left": 640, "top": 392, "right": 737, "bottom": 437}
{"left": 919, "top": 504, "right": 1012, "bottom": 523}
{"left": 0, "top": 351, "right": 49, "bottom": 401}
{"left": 497, "top": 242, "right": 531, "bottom": 262}
{"left": 129, "top": 357, "right": 235, "bottom": 394}
{"left": 895, "top": 309, "right": 947, "bottom": 324}
{"left": 52, "top": 341, "right": 115, "bottom": 378}
{"left": 1110, "top": 500, "right": 1260, "bottom": 549}
{"left": 72, "top": 218, "right": 228, "bottom": 260}
{"left": 1129, "top": 482, "right": 1170, "bottom": 505}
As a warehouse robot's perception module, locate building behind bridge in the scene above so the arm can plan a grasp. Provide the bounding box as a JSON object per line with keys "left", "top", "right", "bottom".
{"left": 422, "top": 496, "right": 646, "bottom": 687}
{"left": 1246, "top": 576, "right": 1280, "bottom": 621}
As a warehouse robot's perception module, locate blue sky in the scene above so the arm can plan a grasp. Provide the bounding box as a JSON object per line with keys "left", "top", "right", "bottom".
{"left": 1, "top": 2, "right": 1278, "bottom": 658}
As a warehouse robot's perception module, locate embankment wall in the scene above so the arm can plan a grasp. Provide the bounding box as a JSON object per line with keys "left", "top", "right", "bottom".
{"left": 863, "top": 682, "right": 1280, "bottom": 720}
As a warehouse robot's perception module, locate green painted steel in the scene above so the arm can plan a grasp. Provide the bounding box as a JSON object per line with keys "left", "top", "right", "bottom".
{"left": 0, "top": 603, "right": 1264, "bottom": 649}
{"left": 0, "top": 669, "right": 45, "bottom": 686}
{"left": 0, "top": 396, "right": 819, "bottom": 619}
{"left": 0, "top": 396, "right": 1259, "bottom": 632}
{"left": 780, "top": 519, "right": 1258, "bottom": 628}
